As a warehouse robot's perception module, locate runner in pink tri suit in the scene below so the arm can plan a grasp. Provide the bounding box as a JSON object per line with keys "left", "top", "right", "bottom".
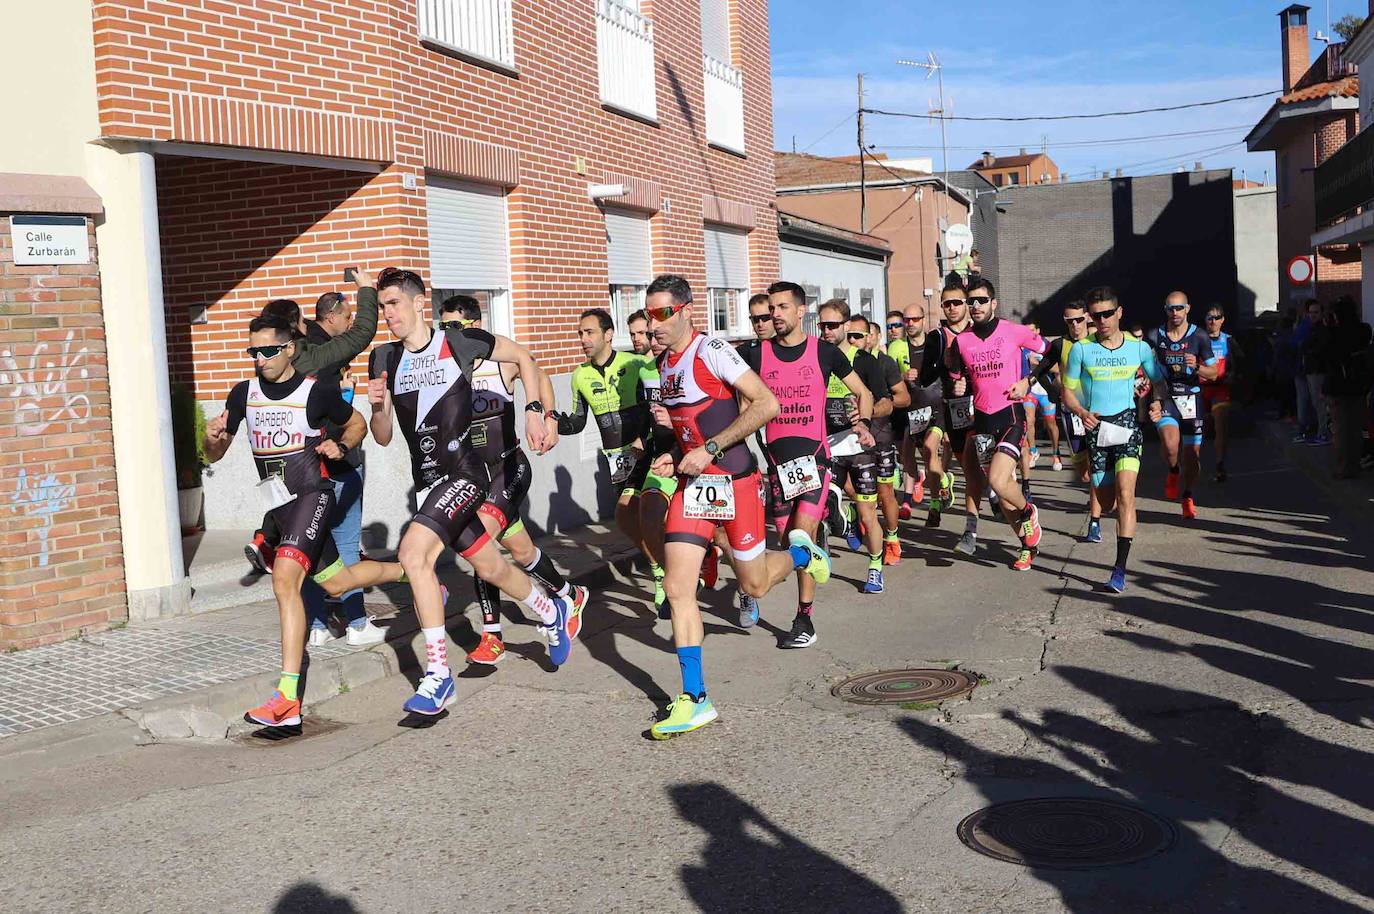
{"left": 947, "top": 276, "right": 1047, "bottom": 571}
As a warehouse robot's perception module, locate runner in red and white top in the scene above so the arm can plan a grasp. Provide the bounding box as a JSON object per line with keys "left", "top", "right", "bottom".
{"left": 644, "top": 274, "right": 822, "bottom": 740}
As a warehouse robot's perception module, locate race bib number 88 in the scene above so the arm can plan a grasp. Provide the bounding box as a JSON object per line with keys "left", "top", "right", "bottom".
{"left": 777, "top": 455, "right": 821, "bottom": 501}
{"left": 682, "top": 473, "right": 736, "bottom": 520}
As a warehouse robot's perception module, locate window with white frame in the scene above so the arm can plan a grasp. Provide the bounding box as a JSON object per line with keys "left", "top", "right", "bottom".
{"left": 596, "top": 0, "right": 657, "bottom": 120}
{"left": 831, "top": 287, "right": 849, "bottom": 302}
{"left": 426, "top": 177, "right": 513, "bottom": 336}
{"left": 802, "top": 284, "right": 821, "bottom": 336}
{"left": 704, "top": 224, "right": 750, "bottom": 337}
{"left": 859, "top": 288, "right": 875, "bottom": 321}
{"left": 701, "top": 0, "right": 744, "bottom": 152}
{"left": 605, "top": 208, "right": 652, "bottom": 346}
{"left": 417, "top": 0, "right": 515, "bottom": 70}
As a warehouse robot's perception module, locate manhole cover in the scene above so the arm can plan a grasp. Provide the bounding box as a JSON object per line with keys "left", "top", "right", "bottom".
{"left": 830, "top": 668, "right": 978, "bottom": 705}
{"left": 957, "top": 798, "right": 1177, "bottom": 869}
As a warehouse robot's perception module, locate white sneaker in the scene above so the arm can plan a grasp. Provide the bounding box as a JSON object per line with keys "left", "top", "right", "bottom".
{"left": 308, "top": 627, "right": 337, "bottom": 646}
{"left": 954, "top": 532, "right": 978, "bottom": 556}
{"left": 1052, "top": 457, "right": 1063, "bottom": 472}
{"left": 345, "top": 619, "right": 387, "bottom": 646}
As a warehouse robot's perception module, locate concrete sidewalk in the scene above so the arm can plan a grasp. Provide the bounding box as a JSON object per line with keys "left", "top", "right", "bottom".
{"left": 0, "top": 523, "right": 640, "bottom": 743}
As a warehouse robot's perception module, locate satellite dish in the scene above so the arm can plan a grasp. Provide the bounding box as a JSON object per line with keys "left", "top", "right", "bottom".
{"left": 945, "top": 223, "right": 973, "bottom": 256}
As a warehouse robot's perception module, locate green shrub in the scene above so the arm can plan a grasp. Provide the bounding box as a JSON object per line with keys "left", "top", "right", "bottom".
{"left": 170, "top": 383, "right": 207, "bottom": 490}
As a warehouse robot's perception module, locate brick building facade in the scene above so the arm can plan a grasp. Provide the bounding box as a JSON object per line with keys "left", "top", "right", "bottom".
{"left": 1, "top": 180, "right": 128, "bottom": 649}
{"left": 1246, "top": 5, "right": 1362, "bottom": 307}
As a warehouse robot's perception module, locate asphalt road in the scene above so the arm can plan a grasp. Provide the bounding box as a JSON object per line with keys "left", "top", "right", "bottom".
{"left": 3, "top": 429, "right": 1372, "bottom": 914}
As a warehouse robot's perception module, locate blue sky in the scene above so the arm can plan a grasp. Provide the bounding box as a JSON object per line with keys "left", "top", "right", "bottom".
{"left": 770, "top": 0, "right": 1365, "bottom": 182}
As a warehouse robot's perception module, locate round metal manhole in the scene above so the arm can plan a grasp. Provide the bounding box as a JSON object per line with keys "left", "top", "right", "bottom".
{"left": 830, "top": 668, "right": 978, "bottom": 705}
{"left": 957, "top": 798, "right": 1177, "bottom": 869}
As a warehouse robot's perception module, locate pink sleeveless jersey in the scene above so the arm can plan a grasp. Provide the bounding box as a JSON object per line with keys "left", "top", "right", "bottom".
{"left": 760, "top": 335, "right": 830, "bottom": 459}
{"left": 953, "top": 319, "right": 1046, "bottom": 415}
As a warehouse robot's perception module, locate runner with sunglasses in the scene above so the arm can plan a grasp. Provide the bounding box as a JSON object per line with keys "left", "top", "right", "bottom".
{"left": 865, "top": 316, "right": 910, "bottom": 564}
{"left": 368, "top": 268, "right": 575, "bottom": 716}
{"left": 742, "top": 281, "right": 873, "bottom": 647}
{"left": 731, "top": 292, "right": 777, "bottom": 627}
{"left": 818, "top": 300, "right": 889, "bottom": 592}
{"left": 1060, "top": 286, "right": 1167, "bottom": 593}
{"left": 935, "top": 279, "right": 981, "bottom": 550}
{"left": 888, "top": 305, "right": 937, "bottom": 525}
{"left": 1201, "top": 306, "right": 1238, "bottom": 482}
{"left": 948, "top": 277, "right": 1047, "bottom": 571}
{"left": 551, "top": 310, "right": 665, "bottom": 606}
{"left": 1025, "top": 300, "right": 1104, "bottom": 541}
{"left": 204, "top": 314, "right": 407, "bottom": 729}
{"left": 1145, "top": 291, "right": 1218, "bottom": 519}
{"left": 437, "top": 295, "right": 590, "bottom": 666}
{"left": 645, "top": 275, "right": 833, "bottom": 737}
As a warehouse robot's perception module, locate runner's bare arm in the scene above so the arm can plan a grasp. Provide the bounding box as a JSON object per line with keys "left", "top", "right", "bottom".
{"left": 840, "top": 371, "right": 875, "bottom": 422}
{"left": 367, "top": 373, "right": 393, "bottom": 446}
{"left": 488, "top": 334, "right": 548, "bottom": 452}
{"left": 204, "top": 410, "right": 234, "bottom": 463}
{"left": 889, "top": 376, "right": 911, "bottom": 409}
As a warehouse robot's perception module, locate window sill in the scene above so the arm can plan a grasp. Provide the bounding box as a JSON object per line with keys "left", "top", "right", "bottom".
{"left": 707, "top": 141, "right": 746, "bottom": 159}
{"left": 421, "top": 37, "right": 519, "bottom": 79}
{"left": 601, "top": 102, "right": 660, "bottom": 128}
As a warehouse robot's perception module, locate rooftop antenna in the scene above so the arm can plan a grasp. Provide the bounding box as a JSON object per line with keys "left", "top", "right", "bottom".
{"left": 1315, "top": 0, "right": 1332, "bottom": 42}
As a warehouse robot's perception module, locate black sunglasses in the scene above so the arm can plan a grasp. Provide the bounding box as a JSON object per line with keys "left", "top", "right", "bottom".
{"left": 247, "top": 344, "right": 289, "bottom": 360}
{"left": 847, "top": 331, "right": 868, "bottom": 341}
{"left": 438, "top": 319, "right": 473, "bottom": 330}
{"left": 1165, "top": 304, "right": 1188, "bottom": 312}
{"left": 750, "top": 313, "right": 773, "bottom": 324}
{"left": 967, "top": 295, "right": 992, "bottom": 306}
{"left": 1065, "top": 316, "right": 1087, "bottom": 325}
{"left": 1088, "top": 307, "right": 1119, "bottom": 320}
{"left": 940, "top": 299, "right": 965, "bottom": 308}
{"left": 1205, "top": 314, "right": 1224, "bottom": 321}
{"left": 378, "top": 267, "right": 424, "bottom": 288}
{"left": 818, "top": 320, "right": 844, "bottom": 331}
{"left": 887, "top": 322, "right": 904, "bottom": 330}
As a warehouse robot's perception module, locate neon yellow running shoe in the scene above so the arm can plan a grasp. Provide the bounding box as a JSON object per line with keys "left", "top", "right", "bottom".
{"left": 650, "top": 693, "right": 718, "bottom": 740}
{"left": 787, "top": 531, "right": 831, "bottom": 585}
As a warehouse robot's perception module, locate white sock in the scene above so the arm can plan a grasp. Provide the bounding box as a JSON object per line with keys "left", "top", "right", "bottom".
{"left": 422, "top": 626, "right": 449, "bottom": 675}
{"left": 483, "top": 623, "right": 502, "bottom": 634}
{"left": 520, "top": 585, "right": 557, "bottom": 625}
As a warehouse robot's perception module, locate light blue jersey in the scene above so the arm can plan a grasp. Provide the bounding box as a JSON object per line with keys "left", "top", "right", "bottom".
{"left": 1064, "top": 337, "right": 1164, "bottom": 417}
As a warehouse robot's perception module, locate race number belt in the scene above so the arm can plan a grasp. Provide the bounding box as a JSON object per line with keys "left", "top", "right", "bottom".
{"left": 1174, "top": 395, "right": 1198, "bottom": 421}
{"left": 605, "top": 445, "right": 640, "bottom": 485}
{"left": 256, "top": 473, "right": 295, "bottom": 512}
{"left": 948, "top": 396, "right": 974, "bottom": 430}
{"left": 682, "top": 473, "right": 735, "bottom": 520}
{"left": 776, "top": 455, "right": 821, "bottom": 500}
{"left": 908, "top": 406, "right": 933, "bottom": 434}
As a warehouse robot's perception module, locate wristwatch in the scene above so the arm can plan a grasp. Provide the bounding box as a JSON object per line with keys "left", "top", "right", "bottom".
{"left": 335, "top": 441, "right": 350, "bottom": 459}
{"left": 525, "top": 400, "right": 544, "bottom": 414}
{"left": 704, "top": 439, "right": 721, "bottom": 459}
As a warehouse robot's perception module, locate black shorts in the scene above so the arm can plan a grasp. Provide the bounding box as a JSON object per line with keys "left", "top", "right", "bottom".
{"left": 270, "top": 489, "right": 341, "bottom": 581}
{"left": 876, "top": 443, "right": 899, "bottom": 484}
{"left": 479, "top": 448, "right": 532, "bottom": 532}
{"left": 413, "top": 471, "right": 492, "bottom": 558}
{"left": 833, "top": 450, "right": 879, "bottom": 502}
{"left": 969, "top": 403, "right": 1027, "bottom": 466}
{"left": 905, "top": 386, "right": 946, "bottom": 440}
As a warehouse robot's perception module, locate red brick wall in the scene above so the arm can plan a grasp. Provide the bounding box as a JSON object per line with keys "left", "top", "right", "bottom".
{"left": 1276, "top": 111, "right": 1364, "bottom": 305}
{"left": 0, "top": 218, "right": 128, "bottom": 650}
{"left": 98, "top": 0, "right": 778, "bottom": 392}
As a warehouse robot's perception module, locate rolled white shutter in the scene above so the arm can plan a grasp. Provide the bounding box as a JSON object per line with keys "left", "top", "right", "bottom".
{"left": 426, "top": 177, "right": 509, "bottom": 289}
{"left": 700, "top": 0, "right": 730, "bottom": 61}
{"left": 605, "top": 209, "right": 651, "bottom": 286}
{"left": 704, "top": 225, "right": 749, "bottom": 289}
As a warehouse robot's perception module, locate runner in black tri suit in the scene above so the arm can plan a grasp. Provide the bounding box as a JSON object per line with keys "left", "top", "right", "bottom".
{"left": 367, "top": 268, "right": 574, "bottom": 717}
{"left": 204, "top": 307, "right": 406, "bottom": 730}
{"left": 436, "top": 295, "right": 589, "bottom": 667}
{"left": 863, "top": 316, "right": 910, "bottom": 566}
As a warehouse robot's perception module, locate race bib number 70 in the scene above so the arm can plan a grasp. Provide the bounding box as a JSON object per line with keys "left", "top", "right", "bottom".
{"left": 682, "top": 473, "right": 736, "bottom": 520}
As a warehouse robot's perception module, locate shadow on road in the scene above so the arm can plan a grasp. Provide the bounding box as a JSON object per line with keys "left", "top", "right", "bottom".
{"left": 670, "top": 781, "right": 902, "bottom": 913}
{"left": 272, "top": 882, "right": 359, "bottom": 913}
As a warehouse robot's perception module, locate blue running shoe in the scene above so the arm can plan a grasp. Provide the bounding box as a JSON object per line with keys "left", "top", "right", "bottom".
{"left": 1107, "top": 567, "right": 1126, "bottom": 593}
{"left": 738, "top": 592, "right": 760, "bottom": 628}
{"left": 845, "top": 532, "right": 863, "bottom": 552}
{"left": 404, "top": 669, "right": 456, "bottom": 715}
{"left": 543, "top": 596, "right": 573, "bottom": 667}
{"left": 1085, "top": 519, "right": 1102, "bottom": 544}
{"left": 863, "top": 567, "right": 885, "bottom": 594}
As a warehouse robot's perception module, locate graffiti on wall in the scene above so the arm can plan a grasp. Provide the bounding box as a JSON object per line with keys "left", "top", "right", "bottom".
{"left": 0, "top": 331, "right": 92, "bottom": 435}
{"left": 11, "top": 469, "right": 75, "bottom": 567}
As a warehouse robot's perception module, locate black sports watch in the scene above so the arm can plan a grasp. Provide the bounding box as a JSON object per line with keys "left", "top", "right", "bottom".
{"left": 334, "top": 441, "right": 350, "bottom": 459}
{"left": 525, "top": 400, "right": 545, "bottom": 414}
{"left": 704, "top": 439, "right": 721, "bottom": 459}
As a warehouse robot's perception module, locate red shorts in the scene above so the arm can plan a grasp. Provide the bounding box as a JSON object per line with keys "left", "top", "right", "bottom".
{"left": 1202, "top": 386, "right": 1231, "bottom": 410}
{"left": 665, "top": 471, "right": 767, "bottom": 562}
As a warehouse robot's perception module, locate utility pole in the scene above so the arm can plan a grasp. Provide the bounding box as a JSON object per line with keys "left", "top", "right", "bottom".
{"left": 858, "top": 72, "right": 867, "bottom": 233}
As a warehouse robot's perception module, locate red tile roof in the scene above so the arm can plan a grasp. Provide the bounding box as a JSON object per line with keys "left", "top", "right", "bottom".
{"left": 1278, "top": 76, "right": 1358, "bottom": 104}
{"left": 968, "top": 153, "right": 1044, "bottom": 169}
{"left": 774, "top": 151, "right": 928, "bottom": 189}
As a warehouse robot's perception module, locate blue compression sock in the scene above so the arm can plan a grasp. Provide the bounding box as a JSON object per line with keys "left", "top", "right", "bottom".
{"left": 677, "top": 645, "right": 705, "bottom": 700}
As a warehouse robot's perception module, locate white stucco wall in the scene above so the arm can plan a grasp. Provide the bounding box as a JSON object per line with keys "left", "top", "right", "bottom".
{"left": 779, "top": 243, "right": 888, "bottom": 320}
{"left": 1234, "top": 186, "right": 1279, "bottom": 318}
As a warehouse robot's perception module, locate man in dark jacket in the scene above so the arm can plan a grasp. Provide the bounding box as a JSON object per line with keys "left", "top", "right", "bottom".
{"left": 1319, "top": 297, "right": 1373, "bottom": 478}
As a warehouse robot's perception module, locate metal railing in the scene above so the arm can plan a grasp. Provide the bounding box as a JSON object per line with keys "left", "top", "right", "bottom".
{"left": 703, "top": 51, "right": 744, "bottom": 153}
{"left": 418, "top": 0, "right": 515, "bottom": 69}
{"left": 596, "top": 0, "right": 656, "bottom": 119}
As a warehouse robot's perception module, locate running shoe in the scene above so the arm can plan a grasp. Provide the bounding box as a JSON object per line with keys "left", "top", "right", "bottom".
{"left": 863, "top": 567, "right": 885, "bottom": 593}
{"left": 787, "top": 531, "right": 831, "bottom": 585}
{"left": 937, "top": 473, "right": 956, "bottom": 512}
{"left": 1107, "top": 567, "right": 1127, "bottom": 593}
{"left": 1214, "top": 463, "right": 1227, "bottom": 483}
{"left": 1018, "top": 503, "right": 1043, "bottom": 549}
{"left": 244, "top": 533, "right": 274, "bottom": 575}
{"left": 345, "top": 619, "right": 387, "bottom": 646}
{"left": 1052, "top": 457, "right": 1064, "bottom": 472}
{"left": 954, "top": 531, "right": 977, "bottom": 556}
{"left": 1029, "top": 447, "right": 1041, "bottom": 466}
{"left": 1164, "top": 472, "right": 1180, "bottom": 501}
{"left": 466, "top": 632, "right": 506, "bottom": 665}
{"left": 845, "top": 530, "right": 863, "bottom": 552}
{"left": 1085, "top": 518, "right": 1103, "bottom": 544}
{"left": 926, "top": 509, "right": 942, "bottom": 529}
{"left": 1181, "top": 496, "right": 1197, "bottom": 520}
{"left": 404, "top": 669, "right": 456, "bottom": 715}
{"left": 738, "top": 592, "right": 760, "bottom": 629}
{"left": 1291, "top": 432, "right": 1311, "bottom": 444}
{"left": 245, "top": 690, "right": 301, "bottom": 727}
{"left": 1011, "top": 547, "right": 1036, "bottom": 572}
{"left": 566, "top": 585, "right": 589, "bottom": 641}
{"left": 701, "top": 546, "right": 720, "bottom": 590}
{"left": 540, "top": 595, "right": 574, "bottom": 667}
{"left": 883, "top": 539, "right": 901, "bottom": 565}
{"left": 1303, "top": 434, "right": 1332, "bottom": 447}
{"left": 912, "top": 473, "right": 925, "bottom": 504}
{"left": 650, "top": 693, "right": 718, "bottom": 739}
{"left": 307, "top": 626, "right": 336, "bottom": 647}
{"left": 780, "top": 613, "right": 817, "bottom": 649}
{"left": 898, "top": 503, "right": 912, "bottom": 521}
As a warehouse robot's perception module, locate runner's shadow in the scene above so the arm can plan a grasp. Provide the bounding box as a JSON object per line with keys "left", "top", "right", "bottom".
{"left": 670, "top": 781, "right": 902, "bottom": 914}
{"left": 272, "top": 882, "right": 359, "bottom": 913}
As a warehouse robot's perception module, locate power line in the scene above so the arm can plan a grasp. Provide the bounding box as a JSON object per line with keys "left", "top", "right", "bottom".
{"left": 799, "top": 112, "right": 856, "bottom": 153}
{"left": 873, "top": 124, "right": 1253, "bottom": 153}
{"left": 862, "top": 89, "right": 1278, "bottom": 122}
{"left": 1112, "top": 140, "right": 1246, "bottom": 173}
